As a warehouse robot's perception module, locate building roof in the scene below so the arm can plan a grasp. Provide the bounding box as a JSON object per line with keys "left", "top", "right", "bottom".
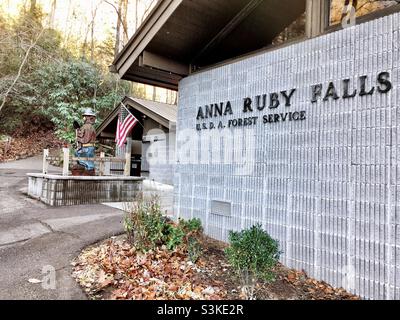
{"left": 111, "top": 0, "right": 306, "bottom": 90}
{"left": 96, "top": 96, "right": 177, "bottom": 136}
{"left": 130, "top": 97, "right": 177, "bottom": 123}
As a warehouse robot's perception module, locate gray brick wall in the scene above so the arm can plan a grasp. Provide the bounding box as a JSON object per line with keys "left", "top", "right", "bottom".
{"left": 149, "top": 163, "right": 174, "bottom": 185}
{"left": 148, "top": 132, "right": 176, "bottom": 186}
{"left": 174, "top": 12, "right": 400, "bottom": 300}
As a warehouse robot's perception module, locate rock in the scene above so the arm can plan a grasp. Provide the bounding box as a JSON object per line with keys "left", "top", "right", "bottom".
{"left": 202, "top": 286, "right": 215, "bottom": 295}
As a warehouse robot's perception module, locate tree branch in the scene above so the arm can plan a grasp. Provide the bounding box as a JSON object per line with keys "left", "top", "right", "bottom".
{"left": 141, "top": 0, "right": 158, "bottom": 23}
{"left": 0, "top": 28, "right": 44, "bottom": 114}
{"left": 103, "top": 0, "right": 129, "bottom": 40}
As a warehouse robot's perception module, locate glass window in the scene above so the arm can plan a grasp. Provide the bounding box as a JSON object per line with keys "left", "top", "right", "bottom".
{"left": 272, "top": 12, "right": 306, "bottom": 45}
{"left": 330, "top": 0, "right": 400, "bottom": 26}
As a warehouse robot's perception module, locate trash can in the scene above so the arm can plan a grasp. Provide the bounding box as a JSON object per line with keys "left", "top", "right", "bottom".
{"left": 130, "top": 155, "right": 142, "bottom": 177}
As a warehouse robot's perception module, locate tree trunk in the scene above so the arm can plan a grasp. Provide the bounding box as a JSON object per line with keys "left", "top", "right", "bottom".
{"left": 81, "top": 28, "right": 88, "bottom": 58}
{"left": 50, "top": 0, "right": 57, "bottom": 28}
{"left": 122, "top": 0, "right": 129, "bottom": 44}
{"left": 142, "top": 0, "right": 157, "bottom": 23}
{"left": 115, "top": 0, "right": 123, "bottom": 57}
{"left": 0, "top": 28, "right": 44, "bottom": 114}
{"left": 30, "top": 0, "right": 37, "bottom": 14}
{"left": 135, "top": 0, "right": 139, "bottom": 31}
{"left": 152, "top": 86, "right": 157, "bottom": 101}
{"left": 90, "top": 21, "right": 95, "bottom": 63}
{"left": 63, "top": 0, "right": 72, "bottom": 45}
{"left": 90, "top": 5, "right": 98, "bottom": 63}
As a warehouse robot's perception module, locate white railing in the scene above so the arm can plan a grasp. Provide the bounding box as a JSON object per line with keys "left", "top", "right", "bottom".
{"left": 42, "top": 148, "right": 132, "bottom": 177}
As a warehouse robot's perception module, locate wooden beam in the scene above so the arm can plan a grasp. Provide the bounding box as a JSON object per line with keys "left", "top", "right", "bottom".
{"left": 62, "top": 148, "right": 70, "bottom": 176}
{"left": 124, "top": 138, "right": 132, "bottom": 176}
{"left": 115, "top": 0, "right": 183, "bottom": 77}
{"left": 191, "top": 0, "right": 265, "bottom": 64}
{"left": 99, "top": 132, "right": 116, "bottom": 139}
{"left": 140, "top": 51, "right": 189, "bottom": 76}
{"left": 123, "top": 74, "right": 179, "bottom": 91}
{"left": 99, "top": 152, "right": 105, "bottom": 176}
{"left": 306, "top": 0, "right": 330, "bottom": 38}
{"left": 43, "top": 149, "right": 49, "bottom": 175}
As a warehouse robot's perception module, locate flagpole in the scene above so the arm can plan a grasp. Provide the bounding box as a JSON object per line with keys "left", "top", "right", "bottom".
{"left": 120, "top": 102, "right": 145, "bottom": 130}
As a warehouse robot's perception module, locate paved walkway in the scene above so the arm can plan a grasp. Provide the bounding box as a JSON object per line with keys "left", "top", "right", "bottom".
{"left": 0, "top": 156, "right": 126, "bottom": 300}
{"left": 104, "top": 180, "right": 174, "bottom": 216}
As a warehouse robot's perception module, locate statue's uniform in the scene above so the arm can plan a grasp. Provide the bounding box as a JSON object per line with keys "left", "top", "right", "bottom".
{"left": 76, "top": 123, "right": 97, "bottom": 171}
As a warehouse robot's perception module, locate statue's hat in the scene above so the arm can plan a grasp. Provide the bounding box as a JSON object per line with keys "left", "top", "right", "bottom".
{"left": 83, "top": 108, "right": 96, "bottom": 117}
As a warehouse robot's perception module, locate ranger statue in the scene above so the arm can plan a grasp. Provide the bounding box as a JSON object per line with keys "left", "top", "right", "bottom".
{"left": 72, "top": 108, "right": 97, "bottom": 176}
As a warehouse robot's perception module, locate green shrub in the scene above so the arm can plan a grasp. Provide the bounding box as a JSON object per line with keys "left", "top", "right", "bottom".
{"left": 187, "top": 236, "right": 202, "bottom": 263}
{"left": 225, "top": 224, "right": 280, "bottom": 299}
{"left": 124, "top": 197, "right": 165, "bottom": 251}
{"left": 179, "top": 218, "right": 203, "bottom": 234}
{"left": 124, "top": 197, "right": 204, "bottom": 256}
{"left": 164, "top": 224, "right": 186, "bottom": 251}
{"left": 225, "top": 224, "right": 280, "bottom": 283}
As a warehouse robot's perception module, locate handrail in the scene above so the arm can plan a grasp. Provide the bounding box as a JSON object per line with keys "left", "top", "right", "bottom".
{"left": 42, "top": 148, "right": 131, "bottom": 177}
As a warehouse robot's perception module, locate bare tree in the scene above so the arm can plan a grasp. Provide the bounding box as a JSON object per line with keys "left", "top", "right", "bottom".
{"left": 81, "top": 2, "right": 100, "bottom": 62}
{"left": 30, "top": 0, "right": 37, "bottom": 15}
{"left": 135, "top": 0, "right": 139, "bottom": 30}
{"left": 49, "top": 0, "right": 57, "bottom": 28}
{"left": 103, "top": 0, "right": 130, "bottom": 56}
{"left": 62, "top": 0, "right": 73, "bottom": 46}
{"left": 90, "top": 4, "right": 98, "bottom": 63}
{"left": 0, "top": 28, "right": 44, "bottom": 114}
{"left": 141, "top": 0, "right": 158, "bottom": 23}
{"left": 121, "top": 0, "right": 129, "bottom": 44}
{"left": 152, "top": 86, "right": 157, "bottom": 101}
{"left": 115, "top": 0, "right": 123, "bottom": 56}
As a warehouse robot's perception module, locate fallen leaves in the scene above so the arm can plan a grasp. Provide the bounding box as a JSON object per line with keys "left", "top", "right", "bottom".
{"left": 28, "top": 278, "right": 42, "bottom": 284}
{"left": 72, "top": 236, "right": 360, "bottom": 301}
{"left": 72, "top": 238, "right": 227, "bottom": 300}
{"left": 282, "top": 269, "right": 360, "bottom": 300}
{"left": 0, "top": 130, "right": 63, "bottom": 163}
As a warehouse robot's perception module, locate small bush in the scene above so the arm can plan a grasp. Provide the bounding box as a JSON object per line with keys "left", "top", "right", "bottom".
{"left": 163, "top": 223, "right": 185, "bottom": 250}
{"left": 187, "top": 236, "right": 202, "bottom": 263}
{"left": 179, "top": 218, "right": 203, "bottom": 263}
{"left": 225, "top": 224, "right": 281, "bottom": 299}
{"left": 179, "top": 218, "right": 203, "bottom": 234}
{"left": 124, "top": 197, "right": 203, "bottom": 258}
{"left": 124, "top": 197, "right": 165, "bottom": 251}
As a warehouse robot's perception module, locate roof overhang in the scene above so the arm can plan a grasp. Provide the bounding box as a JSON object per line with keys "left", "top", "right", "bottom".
{"left": 97, "top": 97, "right": 177, "bottom": 137}
{"left": 112, "top": 0, "right": 185, "bottom": 90}
{"left": 112, "top": 0, "right": 306, "bottom": 90}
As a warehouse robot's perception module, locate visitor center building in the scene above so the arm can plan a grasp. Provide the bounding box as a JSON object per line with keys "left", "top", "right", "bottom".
{"left": 112, "top": 0, "right": 400, "bottom": 300}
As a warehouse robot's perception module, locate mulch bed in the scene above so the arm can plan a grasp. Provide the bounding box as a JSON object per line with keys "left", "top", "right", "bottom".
{"left": 72, "top": 236, "right": 360, "bottom": 300}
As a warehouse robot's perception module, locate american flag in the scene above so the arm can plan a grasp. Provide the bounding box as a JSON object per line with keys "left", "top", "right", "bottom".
{"left": 116, "top": 112, "right": 138, "bottom": 148}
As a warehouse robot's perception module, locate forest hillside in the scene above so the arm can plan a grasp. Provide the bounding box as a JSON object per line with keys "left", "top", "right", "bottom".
{"left": 0, "top": 0, "right": 177, "bottom": 162}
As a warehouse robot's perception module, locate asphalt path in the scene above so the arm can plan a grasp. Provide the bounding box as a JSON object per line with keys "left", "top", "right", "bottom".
{"left": 0, "top": 156, "right": 125, "bottom": 300}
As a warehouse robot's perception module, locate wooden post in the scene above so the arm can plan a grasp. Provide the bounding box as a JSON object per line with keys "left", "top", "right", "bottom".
{"left": 62, "top": 148, "right": 70, "bottom": 176}
{"left": 99, "top": 152, "right": 105, "bottom": 176}
{"left": 4, "top": 136, "right": 11, "bottom": 155}
{"left": 124, "top": 138, "right": 132, "bottom": 176}
{"left": 43, "top": 149, "right": 49, "bottom": 175}
{"left": 105, "top": 158, "right": 111, "bottom": 176}
{"left": 306, "top": 0, "right": 330, "bottom": 38}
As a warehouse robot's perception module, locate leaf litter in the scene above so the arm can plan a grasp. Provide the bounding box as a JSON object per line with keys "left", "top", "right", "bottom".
{"left": 72, "top": 236, "right": 360, "bottom": 301}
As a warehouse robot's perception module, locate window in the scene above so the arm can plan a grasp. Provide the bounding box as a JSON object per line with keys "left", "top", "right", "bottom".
{"left": 272, "top": 12, "right": 306, "bottom": 45}
{"left": 329, "top": 0, "right": 400, "bottom": 26}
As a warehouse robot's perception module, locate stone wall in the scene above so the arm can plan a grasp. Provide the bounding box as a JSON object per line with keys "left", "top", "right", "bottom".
{"left": 28, "top": 174, "right": 143, "bottom": 206}
{"left": 174, "top": 12, "right": 400, "bottom": 300}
